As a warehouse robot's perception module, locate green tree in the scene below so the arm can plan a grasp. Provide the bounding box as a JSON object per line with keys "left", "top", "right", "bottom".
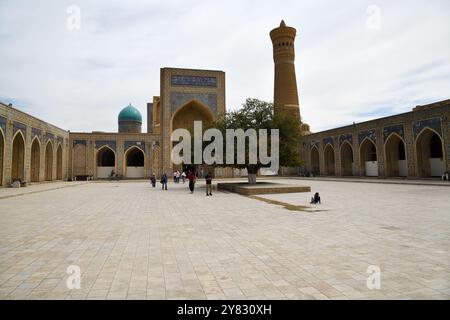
{"left": 211, "top": 98, "right": 303, "bottom": 184}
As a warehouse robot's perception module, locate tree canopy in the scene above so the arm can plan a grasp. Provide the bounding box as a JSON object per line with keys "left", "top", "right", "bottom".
{"left": 205, "top": 98, "right": 303, "bottom": 182}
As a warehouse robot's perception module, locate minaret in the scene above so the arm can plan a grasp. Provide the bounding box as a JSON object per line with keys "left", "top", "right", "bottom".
{"left": 270, "top": 20, "right": 300, "bottom": 122}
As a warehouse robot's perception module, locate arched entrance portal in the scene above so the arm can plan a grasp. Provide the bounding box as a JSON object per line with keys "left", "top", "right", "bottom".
{"left": 125, "top": 147, "right": 145, "bottom": 178}
{"left": 11, "top": 132, "right": 25, "bottom": 182}
{"left": 56, "top": 145, "right": 63, "bottom": 180}
{"left": 360, "top": 139, "right": 378, "bottom": 176}
{"left": 385, "top": 134, "right": 407, "bottom": 177}
{"left": 324, "top": 144, "right": 335, "bottom": 176}
{"left": 171, "top": 100, "right": 214, "bottom": 172}
{"left": 310, "top": 146, "right": 320, "bottom": 176}
{"left": 97, "top": 147, "right": 116, "bottom": 178}
{"left": 45, "top": 142, "right": 53, "bottom": 181}
{"left": 340, "top": 142, "right": 354, "bottom": 176}
{"left": 416, "top": 129, "right": 445, "bottom": 177}
{"left": 30, "top": 138, "right": 41, "bottom": 182}
{"left": 0, "top": 130, "right": 4, "bottom": 186}
{"left": 172, "top": 100, "right": 214, "bottom": 132}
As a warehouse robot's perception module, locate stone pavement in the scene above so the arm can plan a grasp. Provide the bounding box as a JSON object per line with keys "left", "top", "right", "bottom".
{"left": 0, "top": 181, "right": 88, "bottom": 200}
{"left": 0, "top": 180, "right": 449, "bottom": 300}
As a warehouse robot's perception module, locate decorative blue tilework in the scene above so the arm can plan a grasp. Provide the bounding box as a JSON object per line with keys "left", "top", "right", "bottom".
{"left": 310, "top": 141, "right": 320, "bottom": 149}
{"left": 13, "top": 121, "right": 27, "bottom": 137}
{"left": 413, "top": 117, "right": 442, "bottom": 139}
{"left": 359, "top": 129, "right": 377, "bottom": 144}
{"left": 73, "top": 140, "right": 86, "bottom": 146}
{"left": 339, "top": 134, "right": 353, "bottom": 146}
{"left": 0, "top": 116, "right": 7, "bottom": 133}
{"left": 32, "top": 128, "right": 42, "bottom": 140}
{"left": 124, "top": 141, "right": 145, "bottom": 152}
{"left": 171, "top": 75, "right": 217, "bottom": 87}
{"left": 44, "top": 133, "right": 54, "bottom": 144}
{"left": 56, "top": 136, "right": 64, "bottom": 145}
{"left": 170, "top": 92, "right": 218, "bottom": 116}
{"left": 323, "top": 137, "right": 334, "bottom": 147}
{"left": 95, "top": 140, "right": 116, "bottom": 151}
{"left": 383, "top": 124, "right": 404, "bottom": 141}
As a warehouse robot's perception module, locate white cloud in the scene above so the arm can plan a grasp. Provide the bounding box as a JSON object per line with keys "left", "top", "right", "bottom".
{"left": 0, "top": 0, "right": 449, "bottom": 133}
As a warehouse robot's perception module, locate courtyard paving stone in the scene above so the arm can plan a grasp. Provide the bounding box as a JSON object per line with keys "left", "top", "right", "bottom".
{"left": 0, "top": 179, "right": 449, "bottom": 300}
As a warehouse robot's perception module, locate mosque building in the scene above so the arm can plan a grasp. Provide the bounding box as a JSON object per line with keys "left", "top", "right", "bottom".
{"left": 0, "top": 66, "right": 230, "bottom": 185}
{"left": 69, "top": 67, "right": 227, "bottom": 180}
{"left": 302, "top": 100, "right": 449, "bottom": 178}
{"left": 0, "top": 21, "right": 448, "bottom": 187}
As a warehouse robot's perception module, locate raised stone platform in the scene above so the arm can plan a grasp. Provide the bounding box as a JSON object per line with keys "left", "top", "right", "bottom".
{"left": 217, "top": 182, "right": 311, "bottom": 195}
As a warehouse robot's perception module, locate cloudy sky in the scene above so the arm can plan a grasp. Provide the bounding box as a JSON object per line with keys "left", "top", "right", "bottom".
{"left": 1, "top": 0, "right": 449, "bottom": 133}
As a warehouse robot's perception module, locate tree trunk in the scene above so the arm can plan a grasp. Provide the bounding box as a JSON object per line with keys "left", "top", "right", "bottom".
{"left": 246, "top": 165, "right": 259, "bottom": 185}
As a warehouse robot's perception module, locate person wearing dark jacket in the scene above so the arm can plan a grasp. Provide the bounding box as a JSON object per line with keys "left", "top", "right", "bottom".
{"left": 150, "top": 174, "right": 156, "bottom": 188}
{"left": 205, "top": 172, "right": 212, "bottom": 196}
{"left": 310, "top": 192, "right": 321, "bottom": 204}
{"left": 188, "top": 170, "right": 196, "bottom": 194}
{"left": 161, "top": 172, "right": 168, "bottom": 190}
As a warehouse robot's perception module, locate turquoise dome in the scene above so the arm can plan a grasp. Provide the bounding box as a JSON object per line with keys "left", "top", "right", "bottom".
{"left": 118, "top": 104, "right": 142, "bottom": 123}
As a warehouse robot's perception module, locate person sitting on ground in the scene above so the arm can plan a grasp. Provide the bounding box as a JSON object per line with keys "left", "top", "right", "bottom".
{"left": 310, "top": 192, "right": 321, "bottom": 205}
{"left": 314, "top": 192, "right": 321, "bottom": 204}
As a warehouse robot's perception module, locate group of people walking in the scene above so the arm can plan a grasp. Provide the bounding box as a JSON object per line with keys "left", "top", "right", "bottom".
{"left": 150, "top": 169, "right": 213, "bottom": 196}
{"left": 149, "top": 170, "right": 322, "bottom": 203}
{"left": 172, "top": 170, "right": 187, "bottom": 183}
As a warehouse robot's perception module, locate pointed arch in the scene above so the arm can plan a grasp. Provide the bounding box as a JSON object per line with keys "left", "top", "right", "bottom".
{"left": 56, "top": 144, "right": 63, "bottom": 180}
{"left": 11, "top": 130, "right": 26, "bottom": 182}
{"left": 170, "top": 99, "right": 215, "bottom": 173}
{"left": 171, "top": 99, "right": 215, "bottom": 132}
{"left": 310, "top": 145, "right": 320, "bottom": 175}
{"left": 414, "top": 126, "right": 443, "bottom": 144}
{"left": 124, "top": 146, "right": 145, "bottom": 178}
{"left": 323, "top": 143, "right": 336, "bottom": 176}
{"left": 340, "top": 141, "right": 354, "bottom": 176}
{"left": 415, "top": 127, "right": 445, "bottom": 177}
{"left": 44, "top": 140, "right": 54, "bottom": 181}
{"left": 12, "top": 129, "right": 26, "bottom": 141}
{"left": 95, "top": 145, "right": 116, "bottom": 179}
{"left": 384, "top": 132, "right": 407, "bottom": 177}
{"left": 31, "top": 135, "right": 41, "bottom": 145}
{"left": 30, "top": 137, "right": 41, "bottom": 182}
{"left": 360, "top": 137, "right": 378, "bottom": 176}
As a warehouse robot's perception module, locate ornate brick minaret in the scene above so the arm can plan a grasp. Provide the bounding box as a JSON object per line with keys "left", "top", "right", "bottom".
{"left": 270, "top": 20, "right": 300, "bottom": 122}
